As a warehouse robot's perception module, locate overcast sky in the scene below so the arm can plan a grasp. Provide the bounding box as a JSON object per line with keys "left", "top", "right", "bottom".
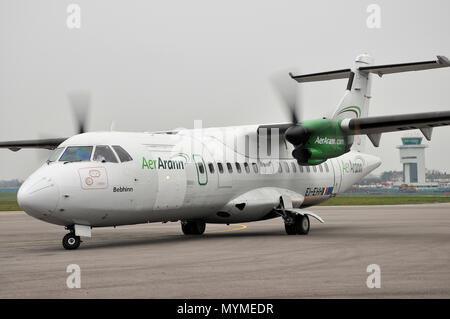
{"left": 1, "top": 0, "right": 450, "bottom": 180}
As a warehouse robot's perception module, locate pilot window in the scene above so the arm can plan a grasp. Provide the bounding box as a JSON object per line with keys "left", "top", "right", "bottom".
{"left": 252, "top": 162, "right": 258, "bottom": 173}
{"left": 235, "top": 163, "right": 242, "bottom": 173}
{"left": 291, "top": 162, "right": 297, "bottom": 173}
{"left": 217, "top": 162, "right": 224, "bottom": 174}
{"left": 244, "top": 162, "right": 250, "bottom": 173}
{"left": 93, "top": 146, "right": 118, "bottom": 163}
{"left": 197, "top": 162, "right": 205, "bottom": 174}
{"left": 112, "top": 145, "right": 133, "bottom": 162}
{"left": 48, "top": 147, "right": 64, "bottom": 162}
{"left": 60, "top": 146, "right": 93, "bottom": 162}
{"left": 226, "top": 162, "right": 233, "bottom": 173}
{"left": 208, "top": 163, "right": 215, "bottom": 174}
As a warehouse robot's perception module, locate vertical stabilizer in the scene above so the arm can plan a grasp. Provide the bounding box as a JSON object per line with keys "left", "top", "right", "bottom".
{"left": 332, "top": 54, "right": 374, "bottom": 151}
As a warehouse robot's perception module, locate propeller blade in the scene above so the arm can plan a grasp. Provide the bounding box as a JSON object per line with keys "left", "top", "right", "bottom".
{"left": 269, "top": 68, "right": 302, "bottom": 124}
{"left": 68, "top": 91, "right": 90, "bottom": 134}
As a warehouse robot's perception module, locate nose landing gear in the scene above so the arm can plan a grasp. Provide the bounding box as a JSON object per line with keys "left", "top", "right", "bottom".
{"left": 62, "top": 230, "right": 81, "bottom": 250}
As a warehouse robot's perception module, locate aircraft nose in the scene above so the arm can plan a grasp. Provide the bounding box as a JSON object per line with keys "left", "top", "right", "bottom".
{"left": 18, "top": 176, "right": 60, "bottom": 219}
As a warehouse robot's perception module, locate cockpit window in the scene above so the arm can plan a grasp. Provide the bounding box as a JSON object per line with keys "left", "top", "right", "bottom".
{"left": 93, "top": 145, "right": 118, "bottom": 163}
{"left": 47, "top": 147, "right": 64, "bottom": 162}
{"left": 112, "top": 145, "right": 133, "bottom": 162}
{"left": 60, "top": 146, "right": 93, "bottom": 162}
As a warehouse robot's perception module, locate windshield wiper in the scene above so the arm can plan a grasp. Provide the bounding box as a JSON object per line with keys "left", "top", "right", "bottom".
{"left": 63, "top": 160, "right": 84, "bottom": 164}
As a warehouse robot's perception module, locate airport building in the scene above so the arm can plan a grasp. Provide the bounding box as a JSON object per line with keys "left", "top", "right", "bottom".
{"left": 396, "top": 136, "right": 427, "bottom": 185}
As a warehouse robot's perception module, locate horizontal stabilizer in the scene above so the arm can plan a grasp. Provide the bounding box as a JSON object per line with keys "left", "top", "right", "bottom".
{"left": 289, "top": 55, "right": 449, "bottom": 84}
{"left": 290, "top": 69, "right": 351, "bottom": 83}
{"left": 359, "top": 56, "right": 450, "bottom": 77}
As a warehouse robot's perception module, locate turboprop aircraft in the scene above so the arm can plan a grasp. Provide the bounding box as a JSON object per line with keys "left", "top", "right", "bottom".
{"left": 1, "top": 54, "right": 450, "bottom": 250}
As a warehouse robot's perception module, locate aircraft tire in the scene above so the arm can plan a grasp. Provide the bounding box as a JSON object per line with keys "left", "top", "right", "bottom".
{"left": 284, "top": 222, "right": 297, "bottom": 235}
{"left": 62, "top": 233, "right": 81, "bottom": 250}
{"left": 182, "top": 221, "right": 206, "bottom": 235}
{"left": 295, "top": 215, "right": 310, "bottom": 235}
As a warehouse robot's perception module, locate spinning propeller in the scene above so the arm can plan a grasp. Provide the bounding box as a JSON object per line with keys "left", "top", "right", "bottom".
{"left": 270, "top": 70, "right": 312, "bottom": 161}
{"left": 67, "top": 91, "right": 91, "bottom": 134}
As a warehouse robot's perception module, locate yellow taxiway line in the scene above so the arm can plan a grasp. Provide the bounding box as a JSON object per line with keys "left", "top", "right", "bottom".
{"left": 205, "top": 224, "right": 247, "bottom": 234}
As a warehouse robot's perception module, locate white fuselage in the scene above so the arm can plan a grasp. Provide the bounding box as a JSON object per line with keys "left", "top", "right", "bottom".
{"left": 17, "top": 126, "right": 381, "bottom": 228}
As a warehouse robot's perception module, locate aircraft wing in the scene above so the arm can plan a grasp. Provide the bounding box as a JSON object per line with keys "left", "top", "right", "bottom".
{"left": 0, "top": 138, "right": 68, "bottom": 152}
{"left": 340, "top": 110, "right": 450, "bottom": 146}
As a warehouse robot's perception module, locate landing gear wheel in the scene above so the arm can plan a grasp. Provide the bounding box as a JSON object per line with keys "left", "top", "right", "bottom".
{"left": 62, "top": 233, "right": 81, "bottom": 250}
{"left": 284, "top": 222, "right": 297, "bottom": 235}
{"left": 181, "top": 220, "right": 206, "bottom": 235}
{"left": 295, "top": 215, "right": 310, "bottom": 235}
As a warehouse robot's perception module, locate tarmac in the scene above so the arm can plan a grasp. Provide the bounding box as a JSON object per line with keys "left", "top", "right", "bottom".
{"left": 1, "top": 204, "right": 449, "bottom": 298}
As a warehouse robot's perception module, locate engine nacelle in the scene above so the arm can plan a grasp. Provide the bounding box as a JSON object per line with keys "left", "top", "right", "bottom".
{"left": 285, "top": 119, "right": 351, "bottom": 165}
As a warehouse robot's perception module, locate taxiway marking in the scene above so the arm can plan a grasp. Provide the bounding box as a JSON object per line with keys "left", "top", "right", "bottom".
{"left": 0, "top": 224, "right": 248, "bottom": 247}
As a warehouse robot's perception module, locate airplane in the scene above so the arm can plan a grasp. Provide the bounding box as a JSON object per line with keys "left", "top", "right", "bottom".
{"left": 1, "top": 54, "right": 450, "bottom": 250}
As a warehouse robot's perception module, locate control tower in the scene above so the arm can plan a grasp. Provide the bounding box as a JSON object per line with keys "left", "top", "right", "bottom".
{"left": 396, "top": 136, "right": 427, "bottom": 185}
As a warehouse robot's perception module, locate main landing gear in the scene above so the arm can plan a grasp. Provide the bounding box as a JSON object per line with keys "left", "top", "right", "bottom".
{"left": 276, "top": 196, "right": 313, "bottom": 235}
{"left": 62, "top": 226, "right": 81, "bottom": 250}
{"left": 284, "top": 214, "right": 310, "bottom": 235}
{"left": 181, "top": 220, "right": 206, "bottom": 235}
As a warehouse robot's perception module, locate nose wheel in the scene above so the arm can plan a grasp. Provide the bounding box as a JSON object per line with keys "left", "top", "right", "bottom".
{"left": 62, "top": 233, "right": 81, "bottom": 250}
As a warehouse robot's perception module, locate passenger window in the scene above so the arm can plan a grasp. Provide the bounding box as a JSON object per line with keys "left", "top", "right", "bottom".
{"left": 197, "top": 162, "right": 205, "bottom": 174}
{"left": 306, "top": 166, "right": 310, "bottom": 173}
{"left": 319, "top": 164, "right": 323, "bottom": 173}
{"left": 112, "top": 145, "right": 133, "bottom": 162}
{"left": 244, "top": 162, "right": 250, "bottom": 173}
{"left": 252, "top": 163, "right": 258, "bottom": 173}
{"left": 217, "top": 162, "right": 224, "bottom": 174}
{"left": 278, "top": 162, "right": 283, "bottom": 173}
{"left": 60, "top": 146, "right": 93, "bottom": 162}
{"left": 226, "top": 162, "right": 233, "bottom": 173}
{"left": 291, "top": 162, "right": 297, "bottom": 173}
{"left": 324, "top": 162, "right": 329, "bottom": 172}
{"left": 48, "top": 147, "right": 64, "bottom": 162}
{"left": 299, "top": 165, "right": 304, "bottom": 173}
{"left": 208, "top": 163, "right": 215, "bottom": 174}
{"left": 283, "top": 162, "right": 290, "bottom": 173}
{"left": 313, "top": 165, "right": 317, "bottom": 173}
{"left": 93, "top": 146, "right": 118, "bottom": 163}
{"left": 235, "top": 163, "right": 242, "bottom": 173}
